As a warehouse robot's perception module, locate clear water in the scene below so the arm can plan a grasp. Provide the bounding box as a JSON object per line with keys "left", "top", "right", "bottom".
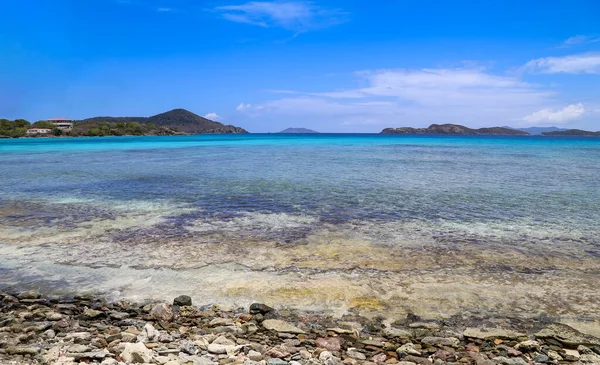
{"left": 1, "top": 134, "right": 600, "bottom": 320}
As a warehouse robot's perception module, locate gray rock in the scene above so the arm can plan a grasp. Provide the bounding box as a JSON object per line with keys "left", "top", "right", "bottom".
{"left": 397, "top": 343, "right": 422, "bottom": 356}
{"left": 83, "top": 307, "right": 103, "bottom": 318}
{"left": 46, "top": 312, "right": 63, "bottom": 321}
{"left": 207, "top": 343, "right": 228, "bottom": 354}
{"left": 150, "top": 303, "right": 174, "bottom": 322}
{"left": 492, "top": 356, "right": 528, "bottom": 365}
{"left": 110, "top": 311, "right": 129, "bottom": 320}
{"left": 347, "top": 348, "right": 367, "bottom": 360}
{"left": 383, "top": 327, "right": 412, "bottom": 339}
{"left": 17, "top": 290, "right": 40, "bottom": 300}
{"left": 250, "top": 303, "right": 274, "bottom": 315}
{"left": 533, "top": 353, "right": 549, "bottom": 363}
{"left": 269, "top": 359, "right": 288, "bottom": 365}
{"left": 182, "top": 340, "right": 199, "bottom": 355}
{"left": 262, "top": 319, "right": 305, "bottom": 334}
{"left": 515, "top": 340, "right": 540, "bottom": 352}
{"left": 137, "top": 323, "right": 159, "bottom": 343}
{"left": 535, "top": 324, "right": 600, "bottom": 347}
{"left": 173, "top": 295, "right": 192, "bottom": 307}
{"left": 120, "top": 342, "right": 153, "bottom": 363}
{"left": 7, "top": 346, "right": 40, "bottom": 355}
{"left": 421, "top": 337, "right": 460, "bottom": 347}
{"left": 464, "top": 328, "right": 526, "bottom": 340}
{"left": 68, "top": 344, "right": 90, "bottom": 353}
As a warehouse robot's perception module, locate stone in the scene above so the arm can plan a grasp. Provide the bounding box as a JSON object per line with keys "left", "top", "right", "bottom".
{"left": 101, "top": 359, "right": 119, "bottom": 365}
{"left": 421, "top": 337, "right": 460, "bottom": 348}
{"left": 535, "top": 324, "right": 600, "bottom": 347}
{"left": 533, "top": 353, "right": 549, "bottom": 363}
{"left": 66, "top": 331, "right": 93, "bottom": 342}
{"left": 182, "top": 340, "right": 199, "bottom": 355}
{"left": 320, "top": 351, "right": 342, "bottom": 365}
{"left": 348, "top": 348, "right": 367, "bottom": 360}
{"left": 409, "top": 322, "right": 440, "bottom": 330}
{"left": 138, "top": 323, "right": 160, "bottom": 343}
{"left": 402, "top": 356, "right": 432, "bottom": 365}
{"left": 120, "top": 342, "right": 153, "bottom": 363}
{"left": 7, "top": 346, "right": 40, "bottom": 355}
{"left": 68, "top": 344, "right": 90, "bottom": 353}
{"left": 316, "top": 337, "right": 342, "bottom": 351}
{"left": 563, "top": 349, "right": 581, "bottom": 361}
{"left": 174, "top": 295, "right": 192, "bottom": 307}
{"left": 269, "top": 359, "right": 288, "bottom": 365}
{"left": 515, "top": 340, "right": 540, "bottom": 352}
{"left": 372, "top": 353, "right": 388, "bottom": 364}
{"left": 547, "top": 350, "right": 563, "bottom": 361}
{"left": 208, "top": 343, "right": 228, "bottom": 354}
{"left": 262, "top": 319, "right": 305, "bottom": 334}
{"left": 110, "top": 311, "right": 130, "bottom": 320}
{"left": 250, "top": 303, "right": 274, "bottom": 315}
{"left": 46, "top": 312, "right": 63, "bottom": 321}
{"left": 17, "top": 290, "right": 40, "bottom": 300}
{"left": 248, "top": 350, "right": 263, "bottom": 361}
{"left": 492, "top": 356, "right": 528, "bottom": 365}
{"left": 397, "top": 343, "right": 422, "bottom": 356}
{"left": 383, "top": 327, "right": 412, "bottom": 339}
{"left": 150, "top": 303, "right": 174, "bottom": 321}
{"left": 210, "top": 318, "right": 235, "bottom": 327}
{"left": 83, "top": 307, "right": 103, "bottom": 318}
{"left": 464, "top": 328, "right": 525, "bottom": 341}
{"left": 397, "top": 362, "right": 417, "bottom": 365}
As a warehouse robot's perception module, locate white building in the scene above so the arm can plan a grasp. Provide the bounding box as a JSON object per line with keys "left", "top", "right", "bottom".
{"left": 26, "top": 128, "right": 53, "bottom": 135}
{"left": 48, "top": 118, "right": 73, "bottom": 130}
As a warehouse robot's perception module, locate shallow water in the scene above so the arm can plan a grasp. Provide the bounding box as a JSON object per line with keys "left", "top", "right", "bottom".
{"left": 1, "top": 134, "right": 599, "bottom": 325}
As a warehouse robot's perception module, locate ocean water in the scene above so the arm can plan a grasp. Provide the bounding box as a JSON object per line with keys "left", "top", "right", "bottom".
{"left": 1, "top": 134, "right": 600, "bottom": 322}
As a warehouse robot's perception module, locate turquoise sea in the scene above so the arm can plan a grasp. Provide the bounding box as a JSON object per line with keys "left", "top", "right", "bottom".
{"left": 1, "top": 134, "right": 600, "bottom": 320}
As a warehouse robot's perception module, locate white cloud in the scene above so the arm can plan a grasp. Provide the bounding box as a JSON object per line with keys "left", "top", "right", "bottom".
{"left": 561, "top": 35, "right": 600, "bottom": 47}
{"left": 242, "top": 67, "right": 560, "bottom": 130}
{"left": 524, "top": 53, "right": 600, "bottom": 74}
{"left": 204, "top": 112, "right": 221, "bottom": 120}
{"left": 157, "top": 7, "right": 172, "bottom": 12}
{"left": 236, "top": 103, "right": 252, "bottom": 111}
{"left": 523, "top": 103, "right": 585, "bottom": 124}
{"left": 214, "top": 1, "right": 348, "bottom": 32}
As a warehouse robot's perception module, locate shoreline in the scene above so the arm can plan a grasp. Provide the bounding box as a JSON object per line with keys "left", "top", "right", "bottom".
{"left": 2, "top": 289, "right": 600, "bottom": 365}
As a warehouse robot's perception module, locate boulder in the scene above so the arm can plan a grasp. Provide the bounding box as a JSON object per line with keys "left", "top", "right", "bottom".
{"left": 250, "top": 303, "right": 274, "bottom": 315}
{"left": 173, "top": 295, "right": 192, "bottom": 307}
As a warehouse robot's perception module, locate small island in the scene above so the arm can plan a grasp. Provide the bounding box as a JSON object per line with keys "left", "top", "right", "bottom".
{"left": 541, "top": 129, "right": 600, "bottom": 136}
{"left": 0, "top": 109, "right": 247, "bottom": 138}
{"left": 277, "top": 127, "right": 319, "bottom": 133}
{"left": 381, "top": 124, "right": 529, "bottom": 135}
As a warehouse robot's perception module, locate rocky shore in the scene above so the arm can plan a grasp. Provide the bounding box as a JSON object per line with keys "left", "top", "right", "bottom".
{"left": 1, "top": 291, "right": 600, "bottom": 365}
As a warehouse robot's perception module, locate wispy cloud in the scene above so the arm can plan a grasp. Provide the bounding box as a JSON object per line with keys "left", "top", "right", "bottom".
{"left": 560, "top": 35, "right": 600, "bottom": 47}
{"left": 523, "top": 103, "right": 585, "bottom": 124}
{"left": 524, "top": 53, "right": 600, "bottom": 74}
{"left": 156, "top": 7, "right": 172, "bottom": 12}
{"left": 214, "top": 1, "right": 348, "bottom": 32}
{"left": 236, "top": 67, "right": 561, "bottom": 128}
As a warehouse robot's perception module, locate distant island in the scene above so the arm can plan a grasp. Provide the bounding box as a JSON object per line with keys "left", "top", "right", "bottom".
{"left": 504, "top": 126, "right": 568, "bottom": 135}
{"left": 278, "top": 127, "right": 319, "bottom": 133}
{"left": 0, "top": 109, "right": 247, "bottom": 138}
{"left": 381, "top": 124, "right": 529, "bottom": 135}
{"left": 541, "top": 129, "right": 600, "bottom": 136}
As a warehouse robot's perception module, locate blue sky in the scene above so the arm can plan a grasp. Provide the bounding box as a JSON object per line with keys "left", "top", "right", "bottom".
{"left": 1, "top": 0, "right": 599, "bottom": 132}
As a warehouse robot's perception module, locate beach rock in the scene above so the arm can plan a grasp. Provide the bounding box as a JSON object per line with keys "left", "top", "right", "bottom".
{"left": 397, "top": 343, "right": 421, "bottom": 356}
{"left": 150, "top": 303, "right": 174, "bottom": 321}
{"left": 547, "top": 350, "right": 563, "bottom": 361}
{"left": 207, "top": 343, "right": 228, "bottom": 354}
{"left": 464, "top": 328, "right": 525, "bottom": 340}
{"left": 17, "top": 290, "right": 40, "bottom": 300}
{"left": 535, "top": 324, "right": 600, "bottom": 347}
{"left": 6, "top": 346, "right": 40, "bottom": 355}
{"left": 263, "top": 319, "right": 305, "bottom": 334}
{"left": 383, "top": 327, "right": 412, "bottom": 339}
{"left": 269, "top": 359, "right": 288, "bottom": 365}
{"left": 66, "top": 331, "right": 92, "bottom": 342}
{"left": 316, "top": 337, "right": 342, "bottom": 351}
{"left": 492, "top": 356, "right": 528, "bottom": 365}
{"left": 515, "top": 340, "right": 540, "bottom": 352}
{"left": 421, "top": 337, "right": 460, "bottom": 347}
{"left": 250, "top": 303, "right": 274, "bottom": 315}
{"left": 68, "top": 344, "right": 90, "bottom": 353}
{"left": 120, "top": 342, "right": 153, "bottom": 363}
{"left": 83, "top": 307, "right": 103, "bottom": 318}
{"left": 248, "top": 350, "right": 263, "bottom": 361}
{"left": 181, "top": 340, "right": 199, "bottom": 355}
{"left": 45, "top": 312, "right": 62, "bottom": 321}
{"left": 348, "top": 348, "right": 367, "bottom": 360}
{"left": 563, "top": 349, "right": 580, "bottom": 361}
{"left": 174, "top": 295, "right": 192, "bottom": 307}
{"left": 320, "top": 351, "right": 342, "bottom": 365}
